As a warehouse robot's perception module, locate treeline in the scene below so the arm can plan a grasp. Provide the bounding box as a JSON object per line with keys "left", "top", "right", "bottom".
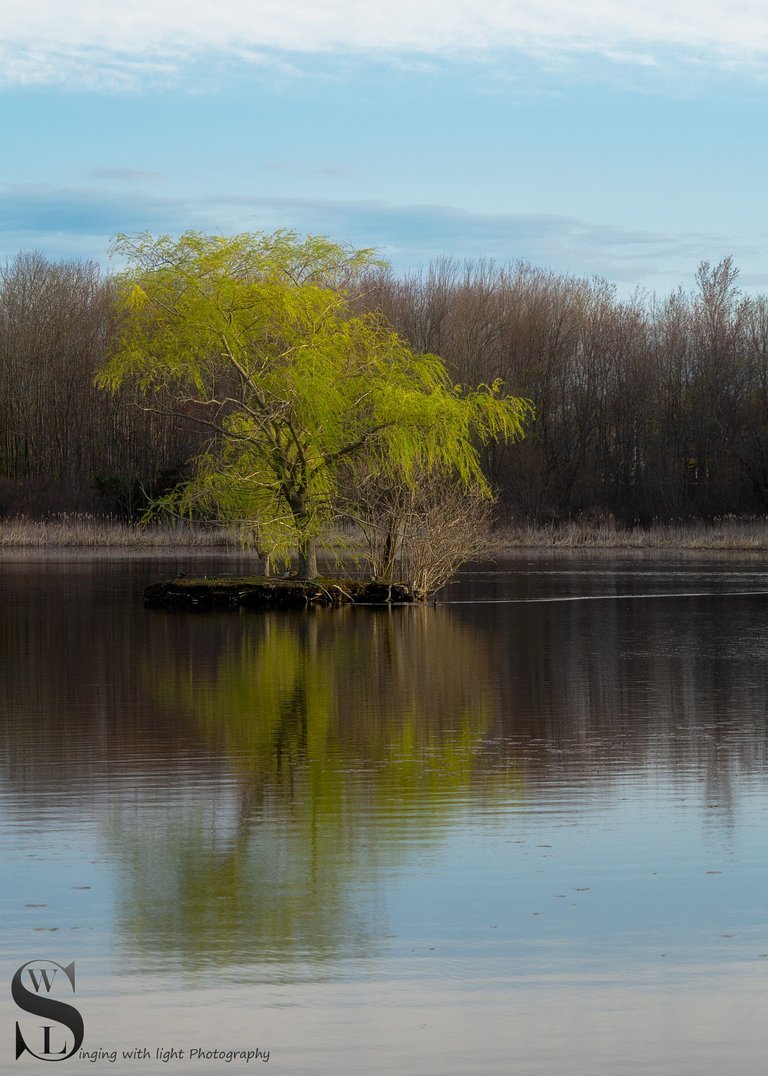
{"left": 0, "top": 253, "right": 201, "bottom": 517}
{"left": 362, "top": 256, "right": 768, "bottom": 522}
{"left": 1, "top": 248, "right": 767, "bottom": 523}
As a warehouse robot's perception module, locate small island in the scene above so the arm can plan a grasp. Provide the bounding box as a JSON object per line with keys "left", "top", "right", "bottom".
{"left": 144, "top": 577, "right": 416, "bottom": 610}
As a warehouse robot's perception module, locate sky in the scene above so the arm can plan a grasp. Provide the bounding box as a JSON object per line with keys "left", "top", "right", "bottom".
{"left": 2, "top": 0, "right": 768, "bottom": 297}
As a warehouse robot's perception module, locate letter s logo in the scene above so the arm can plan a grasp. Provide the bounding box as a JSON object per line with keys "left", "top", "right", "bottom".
{"left": 11, "top": 960, "right": 84, "bottom": 1061}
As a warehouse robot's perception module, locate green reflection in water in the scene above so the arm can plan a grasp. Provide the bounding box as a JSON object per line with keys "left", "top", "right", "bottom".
{"left": 111, "top": 608, "right": 524, "bottom": 974}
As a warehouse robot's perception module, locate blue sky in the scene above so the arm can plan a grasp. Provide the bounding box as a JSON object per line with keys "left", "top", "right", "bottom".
{"left": 2, "top": 0, "right": 768, "bottom": 296}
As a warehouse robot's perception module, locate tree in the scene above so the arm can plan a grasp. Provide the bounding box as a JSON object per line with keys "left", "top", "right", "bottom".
{"left": 97, "top": 231, "right": 532, "bottom": 578}
{"left": 339, "top": 461, "right": 494, "bottom": 597}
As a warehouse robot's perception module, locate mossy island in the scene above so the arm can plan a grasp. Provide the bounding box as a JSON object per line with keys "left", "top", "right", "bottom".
{"left": 144, "top": 577, "right": 417, "bottom": 611}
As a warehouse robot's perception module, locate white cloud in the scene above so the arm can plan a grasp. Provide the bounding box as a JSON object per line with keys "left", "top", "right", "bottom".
{"left": 2, "top": 1, "right": 768, "bottom": 87}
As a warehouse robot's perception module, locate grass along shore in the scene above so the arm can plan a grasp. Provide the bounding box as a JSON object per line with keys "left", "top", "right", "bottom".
{"left": 495, "top": 516, "right": 768, "bottom": 550}
{"left": 0, "top": 514, "right": 240, "bottom": 548}
{"left": 4, "top": 513, "right": 768, "bottom": 551}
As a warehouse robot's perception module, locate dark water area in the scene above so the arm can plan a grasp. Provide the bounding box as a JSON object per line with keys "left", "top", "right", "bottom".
{"left": 1, "top": 552, "right": 767, "bottom": 1074}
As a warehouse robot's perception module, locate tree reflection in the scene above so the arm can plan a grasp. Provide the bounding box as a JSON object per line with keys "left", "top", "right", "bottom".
{"left": 4, "top": 562, "right": 768, "bottom": 974}
{"left": 109, "top": 608, "right": 509, "bottom": 972}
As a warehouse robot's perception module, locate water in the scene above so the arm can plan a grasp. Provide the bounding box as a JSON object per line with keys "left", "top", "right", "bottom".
{"left": 1, "top": 551, "right": 767, "bottom": 1074}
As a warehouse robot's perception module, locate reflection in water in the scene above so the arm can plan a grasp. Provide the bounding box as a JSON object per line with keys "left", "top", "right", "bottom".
{"left": 2, "top": 555, "right": 768, "bottom": 1073}
{"left": 116, "top": 608, "right": 507, "bottom": 970}
{"left": 155, "top": 608, "right": 496, "bottom": 780}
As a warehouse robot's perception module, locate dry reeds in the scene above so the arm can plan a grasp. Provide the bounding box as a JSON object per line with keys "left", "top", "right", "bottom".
{"left": 5, "top": 512, "right": 768, "bottom": 554}
{"left": 0, "top": 514, "right": 239, "bottom": 548}
{"left": 494, "top": 516, "right": 768, "bottom": 551}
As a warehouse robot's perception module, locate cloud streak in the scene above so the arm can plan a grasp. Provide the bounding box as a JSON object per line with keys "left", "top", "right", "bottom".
{"left": 2, "top": 1, "right": 768, "bottom": 88}
{"left": 2, "top": 183, "right": 764, "bottom": 295}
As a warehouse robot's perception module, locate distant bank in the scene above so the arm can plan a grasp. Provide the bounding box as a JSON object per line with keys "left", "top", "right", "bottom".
{"left": 4, "top": 514, "right": 768, "bottom": 552}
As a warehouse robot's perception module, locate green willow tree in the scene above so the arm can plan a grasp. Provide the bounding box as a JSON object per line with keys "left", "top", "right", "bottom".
{"left": 97, "top": 231, "right": 532, "bottom": 578}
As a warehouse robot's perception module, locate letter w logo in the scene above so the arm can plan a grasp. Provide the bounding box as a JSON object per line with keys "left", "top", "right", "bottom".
{"left": 27, "top": 968, "right": 58, "bottom": 993}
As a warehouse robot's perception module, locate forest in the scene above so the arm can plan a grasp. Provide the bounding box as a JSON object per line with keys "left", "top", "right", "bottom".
{"left": 1, "top": 247, "right": 766, "bottom": 527}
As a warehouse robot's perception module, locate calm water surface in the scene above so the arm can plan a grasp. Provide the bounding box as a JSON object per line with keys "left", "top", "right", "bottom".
{"left": 1, "top": 551, "right": 767, "bottom": 1075}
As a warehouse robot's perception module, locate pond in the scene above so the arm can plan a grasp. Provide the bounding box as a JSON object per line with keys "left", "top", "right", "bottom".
{"left": 1, "top": 551, "right": 767, "bottom": 1074}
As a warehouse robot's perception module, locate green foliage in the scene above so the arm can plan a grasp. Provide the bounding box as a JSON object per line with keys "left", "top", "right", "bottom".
{"left": 97, "top": 231, "right": 532, "bottom": 572}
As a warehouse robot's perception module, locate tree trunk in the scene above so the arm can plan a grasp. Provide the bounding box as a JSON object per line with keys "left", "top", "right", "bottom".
{"left": 297, "top": 534, "right": 318, "bottom": 580}
{"left": 287, "top": 490, "right": 318, "bottom": 580}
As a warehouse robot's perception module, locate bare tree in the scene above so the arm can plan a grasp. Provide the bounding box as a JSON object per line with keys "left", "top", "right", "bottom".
{"left": 343, "top": 466, "right": 494, "bottom": 598}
